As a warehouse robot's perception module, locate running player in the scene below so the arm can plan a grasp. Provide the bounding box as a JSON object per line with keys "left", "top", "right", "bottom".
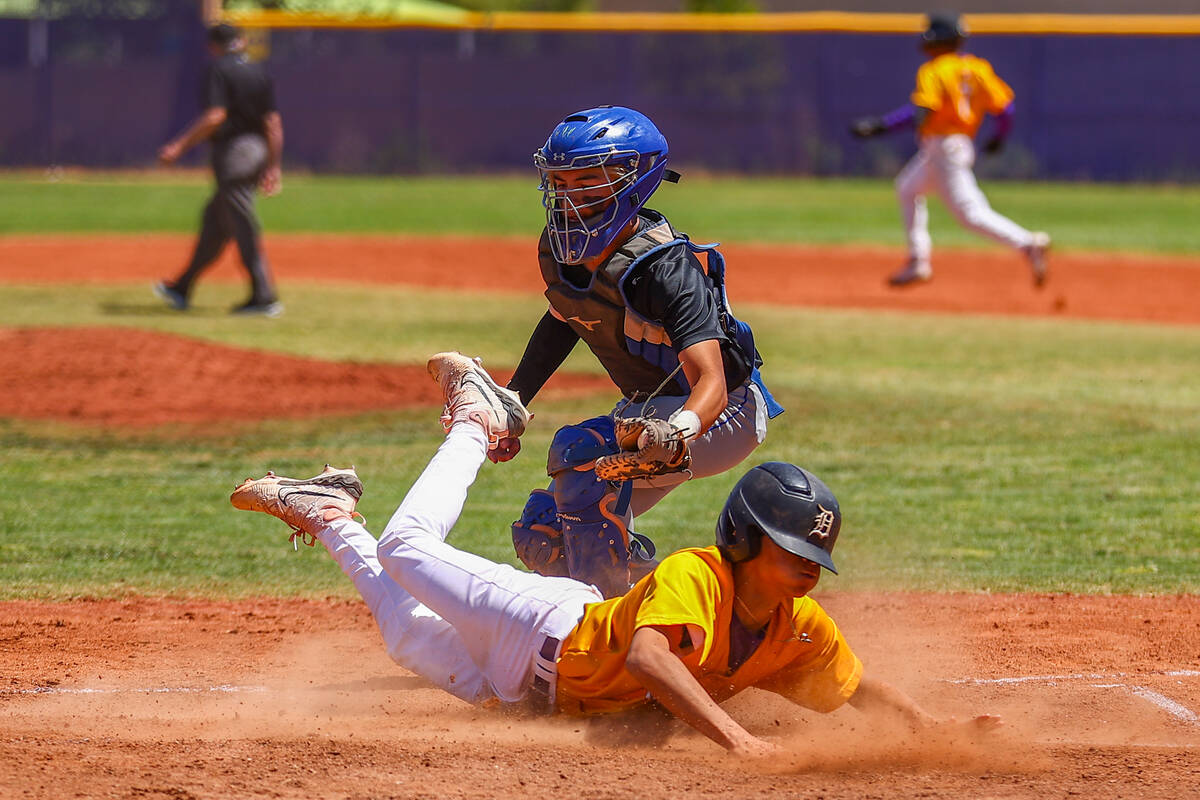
{"left": 851, "top": 11, "right": 1051, "bottom": 287}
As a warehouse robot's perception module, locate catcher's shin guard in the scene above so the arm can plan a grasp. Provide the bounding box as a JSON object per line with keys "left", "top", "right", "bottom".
{"left": 547, "top": 417, "right": 636, "bottom": 598}
{"left": 511, "top": 488, "right": 570, "bottom": 578}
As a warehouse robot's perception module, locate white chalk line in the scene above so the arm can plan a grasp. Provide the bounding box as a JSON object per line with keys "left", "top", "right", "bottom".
{"left": 1, "top": 684, "right": 267, "bottom": 696}
{"left": 1128, "top": 687, "right": 1200, "bottom": 724}
{"left": 946, "top": 669, "right": 1200, "bottom": 686}
{"left": 946, "top": 669, "right": 1200, "bottom": 726}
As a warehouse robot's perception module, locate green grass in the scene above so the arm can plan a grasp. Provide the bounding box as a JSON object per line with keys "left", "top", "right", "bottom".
{"left": 4, "top": 173, "right": 1200, "bottom": 252}
{"left": 1, "top": 282, "right": 1197, "bottom": 599}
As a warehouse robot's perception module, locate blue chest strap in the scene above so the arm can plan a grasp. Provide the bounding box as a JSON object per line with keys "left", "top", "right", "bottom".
{"left": 666, "top": 239, "right": 786, "bottom": 419}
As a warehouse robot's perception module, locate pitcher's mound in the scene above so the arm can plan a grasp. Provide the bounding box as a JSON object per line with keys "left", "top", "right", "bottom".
{"left": 0, "top": 326, "right": 607, "bottom": 427}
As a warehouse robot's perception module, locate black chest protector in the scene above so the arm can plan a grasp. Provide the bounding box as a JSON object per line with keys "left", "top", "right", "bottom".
{"left": 538, "top": 214, "right": 690, "bottom": 398}
{"left": 538, "top": 212, "right": 784, "bottom": 418}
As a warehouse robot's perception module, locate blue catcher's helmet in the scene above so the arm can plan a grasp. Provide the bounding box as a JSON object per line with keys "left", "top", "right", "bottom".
{"left": 534, "top": 106, "right": 673, "bottom": 265}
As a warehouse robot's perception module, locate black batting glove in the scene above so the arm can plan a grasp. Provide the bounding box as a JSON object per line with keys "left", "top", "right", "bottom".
{"left": 982, "top": 136, "right": 1006, "bottom": 154}
{"left": 850, "top": 116, "right": 886, "bottom": 138}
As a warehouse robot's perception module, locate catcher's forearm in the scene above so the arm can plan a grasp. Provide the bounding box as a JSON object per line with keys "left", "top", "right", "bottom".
{"left": 625, "top": 627, "right": 759, "bottom": 752}
{"left": 677, "top": 339, "right": 729, "bottom": 431}
{"left": 508, "top": 312, "right": 579, "bottom": 405}
{"left": 681, "top": 371, "right": 727, "bottom": 432}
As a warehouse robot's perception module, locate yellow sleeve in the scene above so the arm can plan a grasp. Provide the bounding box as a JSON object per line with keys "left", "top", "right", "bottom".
{"left": 633, "top": 551, "right": 719, "bottom": 648}
{"left": 974, "top": 58, "right": 1015, "bottom": 114}
{"left": 910, "top": 62, "right": 943, "bottom": 112}
{"left": 754, "top": 600, "right": 863, "bottom": 713}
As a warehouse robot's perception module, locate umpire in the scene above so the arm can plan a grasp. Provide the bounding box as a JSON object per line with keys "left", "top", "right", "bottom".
{"left": 155, "top": 22, "right": 283, "bottom": 317}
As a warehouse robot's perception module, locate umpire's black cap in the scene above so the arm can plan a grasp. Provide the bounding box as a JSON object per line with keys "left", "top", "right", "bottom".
{"left": 207, "top": 22, "right": 243, "bottom": 48}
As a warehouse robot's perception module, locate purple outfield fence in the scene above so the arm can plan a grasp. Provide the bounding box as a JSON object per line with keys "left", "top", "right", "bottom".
{"left": 1, "top": 13, "right": 1198, "bottom": 181}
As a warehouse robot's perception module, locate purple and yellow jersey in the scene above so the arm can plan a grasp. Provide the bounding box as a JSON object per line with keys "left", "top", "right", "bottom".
{"left": 553, "top": 546, "right": 863, "bottom": 715}
{"left": 912, "top": 52, "right": 1014, "bottom": 139}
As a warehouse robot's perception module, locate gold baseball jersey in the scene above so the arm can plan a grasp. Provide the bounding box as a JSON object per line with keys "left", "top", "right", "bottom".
{"left": 912, "top": 52, "right": 1014, "bottom": 138}
{"left": 553, "top": 546, "right": 863, "bottom": 715}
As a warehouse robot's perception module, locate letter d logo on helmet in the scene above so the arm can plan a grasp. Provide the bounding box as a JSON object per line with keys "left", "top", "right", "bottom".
{"left": 533, "top": 106, "right": 674, "bottom": 265}
{"left": 716, "top": 462, "right": 842, "bottom": 573}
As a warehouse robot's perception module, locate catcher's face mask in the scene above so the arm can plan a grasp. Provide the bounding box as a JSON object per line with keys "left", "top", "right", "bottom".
{"left": 536, "top": 155, "right": 638, "bottom": 265}
{"left": 533, "top": 106, "right": 672, "bottom": 265}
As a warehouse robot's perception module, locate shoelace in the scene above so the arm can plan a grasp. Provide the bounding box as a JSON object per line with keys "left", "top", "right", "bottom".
{"left": 289, "top": 512, "right": 366, "bottom": 551}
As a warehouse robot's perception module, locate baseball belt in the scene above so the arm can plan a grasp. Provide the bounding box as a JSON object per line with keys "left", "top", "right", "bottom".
{"left": 527, "top": 634, "right": 562, "bottom": 715}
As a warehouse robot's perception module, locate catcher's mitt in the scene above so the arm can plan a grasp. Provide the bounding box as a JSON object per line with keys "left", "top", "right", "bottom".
{"left": 594, "top": 417, "right": 691, "bottom": 481}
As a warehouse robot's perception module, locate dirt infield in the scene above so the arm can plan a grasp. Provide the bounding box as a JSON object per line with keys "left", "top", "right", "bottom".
{"left": 0, "top": 326, "right": 608, "bottom": 427}
{"left": 3, "top": 595, "right": 1197, "bottom": 799}
{"left": 2, "top": 234, "right": 1198, "bottom": 798}
{"left": 3, "top": 233, "right": 1200, "bottom": 325}
{"left": 2, "top": 233, "right": 1196, "bottom": 427}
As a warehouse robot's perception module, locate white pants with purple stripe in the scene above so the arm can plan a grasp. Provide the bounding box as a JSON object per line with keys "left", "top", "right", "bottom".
{"left": 897, "top": 133, "right": 1037, "bottom": 265}
{"left": 315, "top": 423, "right": 602, "bottom": 705}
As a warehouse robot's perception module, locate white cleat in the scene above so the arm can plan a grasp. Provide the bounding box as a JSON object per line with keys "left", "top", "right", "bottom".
{"left": 231, "top": 465, "right": 363, "bottom": 548}
{"left": 1023, "top": 232, "right": 1052, "bottom": 288}
{"left": 426, "top": 352, "right": 531, "bottom": 447}
{"left": 887, "top": 259, "right": 933, "bottom": 287}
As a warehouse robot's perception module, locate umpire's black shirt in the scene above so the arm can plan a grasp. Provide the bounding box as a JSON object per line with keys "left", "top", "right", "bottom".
{"left": 202, "top": 52, "right": 277, "bottom": 143}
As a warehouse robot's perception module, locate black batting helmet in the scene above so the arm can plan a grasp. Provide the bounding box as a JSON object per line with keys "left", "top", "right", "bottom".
{"left": 922, "top": 11, "right": 968, "bottom": 48}
{"left": 716, "top": 462, "right": 841, "bottom": 573}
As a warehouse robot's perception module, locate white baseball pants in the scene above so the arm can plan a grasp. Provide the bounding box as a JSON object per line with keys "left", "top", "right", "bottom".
{"left": 896, "top": 133, "right": 1037, "bottom": 264}
{"left": 315, "top": 423, "right": 602, "bottom": 705}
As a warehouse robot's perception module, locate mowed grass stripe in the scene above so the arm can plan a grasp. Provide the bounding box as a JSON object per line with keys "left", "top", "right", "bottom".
{"left": 0, "top": 282, "right": 1196, "bottom": 598}
{"left": 3, "top": 174, "right": 1200, "bottom": 253}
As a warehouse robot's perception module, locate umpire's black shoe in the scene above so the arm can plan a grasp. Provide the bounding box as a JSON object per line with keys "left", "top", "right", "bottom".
{"left": 231, "top": 299, "right": 284, "bottom": 318}
{"left": 153, "top": 281, "right": 188, "bottom": 311}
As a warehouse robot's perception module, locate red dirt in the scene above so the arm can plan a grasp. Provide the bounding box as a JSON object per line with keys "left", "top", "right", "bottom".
{"left": 2, "top": 594, "right": 1197, "bottom": 799}
{"left": 2, "top": 233, "right": 1195, "bottom": 427}
{"left": 0, "top": 326, "right": 608, "bottom": 428}
{"left": 2, "top": 234, "right": 1198, "bottom": 797}
{"left": 3, "top": 233, "right": 1200, "bottom": 325}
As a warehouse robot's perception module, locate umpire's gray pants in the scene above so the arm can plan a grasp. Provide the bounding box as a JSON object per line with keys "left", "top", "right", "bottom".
{"left": 174, "top": 134, "right": 277, "bottom": 304}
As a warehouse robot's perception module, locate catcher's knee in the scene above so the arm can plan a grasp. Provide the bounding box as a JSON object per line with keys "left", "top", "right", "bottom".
{"left": 547, "top": 416, "right": 618, "bottom": 478}
{"left": 546, "top": 417, "right": 659, "bottom": 597}
{"left": 511, "top": 489, "right": 569, "bottom": 578}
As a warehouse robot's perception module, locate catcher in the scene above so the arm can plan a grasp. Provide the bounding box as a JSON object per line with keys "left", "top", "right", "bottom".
{"left": 231, "top": 353, "right": 1001, "bottom": 755}
{"left": 501, "top": 105, "right": 785, "bottom": 598}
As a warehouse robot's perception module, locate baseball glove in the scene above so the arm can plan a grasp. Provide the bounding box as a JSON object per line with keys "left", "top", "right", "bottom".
{"left": 594, "top": 417, "right": 691, "bottom": 481}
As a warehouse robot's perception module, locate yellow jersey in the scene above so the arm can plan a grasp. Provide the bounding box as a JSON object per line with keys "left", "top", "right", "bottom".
{"left": 554, "top": 546, "right": 863, "bottom": 715}
{"left": 912, "top": 52, "right": 1014, "bottom": 139}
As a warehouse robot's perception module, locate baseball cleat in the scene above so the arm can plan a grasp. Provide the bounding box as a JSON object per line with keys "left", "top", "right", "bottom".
{"left": 231, "top": 300, "right": 284, "bottom": 318}
{"left": 1023, "top": 232, "right": 1051, "bottom": 288}
{"left": 231, "top": 465, "right": 363, "bottom": 547}
{"left": 153, "top": 281, "right": 189, "bottom": 311}
{"left": 887, "top": 259, "right": 933, "bottom": 287}
{"left": 427, "top": 352, "right": 531, "bottom": 447}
